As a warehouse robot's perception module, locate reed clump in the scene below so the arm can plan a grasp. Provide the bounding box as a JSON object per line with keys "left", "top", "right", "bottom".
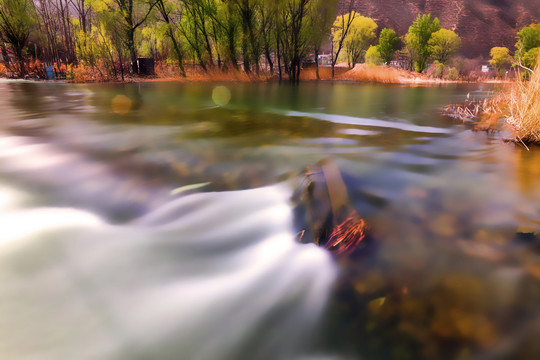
{"left": 338, "top": 64, "right": 403, "bottom": 83}
{"left": 443, "top": 95, "right": 507, "bottom": 132}
{"left": 444, "top": 59, "right": 540, "bottom": 146}
{"left": 506, "top": 61, "right": 540, "bottom": 146}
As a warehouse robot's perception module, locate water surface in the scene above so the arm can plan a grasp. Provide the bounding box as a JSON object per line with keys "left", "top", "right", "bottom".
{"left": 0, "top": 80, "right": 539, "bottom": 360}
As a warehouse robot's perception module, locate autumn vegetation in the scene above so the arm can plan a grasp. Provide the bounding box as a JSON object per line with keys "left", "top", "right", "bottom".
{"left": 506, "top": 60, "right": 540, "bottom": 146}
{"left": 0, "top": 0, "right": 535, "bottom": 86}
{"left": 0, "top": 0, "right": 491, "bottom": 83}
{"left": 441, "top": 22, "right": 540, "bottom": 146}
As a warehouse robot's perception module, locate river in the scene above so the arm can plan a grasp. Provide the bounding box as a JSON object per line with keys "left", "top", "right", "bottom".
{"left": 0, "top": 80, "right": 539, "bottom": 360}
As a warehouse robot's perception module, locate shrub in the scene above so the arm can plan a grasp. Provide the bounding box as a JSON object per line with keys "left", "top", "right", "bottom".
{"left": 365, "top": 45, "right": 383, "bottom": 66}
{"left": 447, "top": 67, "right": 459, "bottom": 81}
{"left": 506, "top": 60, "right": 540, "bottom": 145}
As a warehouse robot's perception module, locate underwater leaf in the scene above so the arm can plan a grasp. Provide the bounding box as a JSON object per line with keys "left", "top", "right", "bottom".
{"left": 171, "top": 182, "right": 211, "bottom": 196}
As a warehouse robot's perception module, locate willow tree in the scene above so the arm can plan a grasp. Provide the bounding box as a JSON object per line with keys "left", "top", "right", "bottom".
{"left": 278, "top": 0, "right": 312, "bottom": 81}
{"left": 178, "top": 0, "right": 218, "bottom": 72}
{"left": 100, "top": 0, "right": 158, "bottom": 74}
{"left": 0, "top": 0, "right": 37, "bottom": 75}
{"left": 341, "top": 14, "right": 377, "bottom": 67}
{"left": 305, "top": 0, "right": 336, "bottom": 79}
{"left": 230, "top": 0, "right": 263, "bottom": 74}
{"left": 156, "top": 0, "right": 185, "bottom": 76}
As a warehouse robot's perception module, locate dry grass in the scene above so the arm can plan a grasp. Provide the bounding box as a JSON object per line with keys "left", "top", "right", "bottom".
{"left": 299, "top": 66, "right": 349, "bottom": 80}
{"left": 443, "top": 59, "right": 540, "bottom": 147}
{"left": 443, "top": 95, "right": 507, "bottom": 132}
{"left": 154, "top": 62, "right": 271, "bottom": 83}
{"left": 506, "top": 61, "right": 540, "bottom": 146}
{"left": 338, "top": 64, "right": 408, "bottom": 84}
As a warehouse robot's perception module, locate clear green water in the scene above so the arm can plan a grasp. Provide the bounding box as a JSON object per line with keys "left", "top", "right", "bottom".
{"left": 1, "top": 80, "right": 539, "bottom": 360}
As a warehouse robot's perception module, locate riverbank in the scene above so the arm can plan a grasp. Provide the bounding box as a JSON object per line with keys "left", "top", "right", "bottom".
{"left": 3, "top": 61, "right": 499, "bottom": 86}
{"left": 443, "top": 62, "right": 540, "bottom": 148}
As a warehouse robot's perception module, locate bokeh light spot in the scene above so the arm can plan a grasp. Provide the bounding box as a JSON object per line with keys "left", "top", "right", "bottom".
{"left": 212, "top": 86, "right": 231, "bottom": 107}
{"left": 112, "top": 95, "right": 133, "bottom": 115}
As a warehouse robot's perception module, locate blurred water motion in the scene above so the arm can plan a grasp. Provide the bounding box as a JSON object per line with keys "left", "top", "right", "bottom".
{"left": 0, "top": 181, "right": 337, "bottom": 360}
{"left": 0, "top": 81, "right": 540, "bottom": 359}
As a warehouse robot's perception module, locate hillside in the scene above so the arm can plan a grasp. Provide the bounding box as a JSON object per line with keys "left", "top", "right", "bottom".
{"left": 339, "top": 0, "right": 540, "bottom": 58}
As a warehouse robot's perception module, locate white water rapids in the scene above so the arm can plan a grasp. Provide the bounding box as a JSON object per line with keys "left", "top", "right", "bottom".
{"left": 0, "top": 134, "right": 338, "bottom": 360}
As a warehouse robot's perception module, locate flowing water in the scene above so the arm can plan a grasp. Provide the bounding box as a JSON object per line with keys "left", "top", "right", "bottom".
{"left": 0, "top": 80, "right": 539, "bottom": 360}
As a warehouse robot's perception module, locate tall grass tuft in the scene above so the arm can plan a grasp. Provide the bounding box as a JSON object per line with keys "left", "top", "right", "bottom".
{"left": 506, "top": 59, "right": 540, "bottom": 146}
{"left": 338, "top": 64, "right": 403, "bottom": 83}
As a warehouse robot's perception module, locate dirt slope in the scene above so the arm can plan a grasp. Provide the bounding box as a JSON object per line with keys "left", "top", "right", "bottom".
{"left": 339, "top": 0, "right": 540, "bottom": 58}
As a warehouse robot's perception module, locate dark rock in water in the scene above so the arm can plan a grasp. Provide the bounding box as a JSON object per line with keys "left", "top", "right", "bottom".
{"left": 293, "top": 159, "right": 373, "bottom": 256}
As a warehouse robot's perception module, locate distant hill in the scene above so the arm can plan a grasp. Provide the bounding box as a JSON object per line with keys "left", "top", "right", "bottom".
{"left": 338, "top": 0, "right": 540, "bottom": 58}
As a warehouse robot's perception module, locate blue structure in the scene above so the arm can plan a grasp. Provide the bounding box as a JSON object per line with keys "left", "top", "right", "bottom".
{"left": 44, "top": 65, "right": 54, "bottom": 80}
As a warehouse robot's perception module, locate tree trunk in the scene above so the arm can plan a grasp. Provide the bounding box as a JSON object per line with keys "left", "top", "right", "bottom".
{"left": 15, "top": 47, "right": 26, "bottom": 77}
{"left": 276, "top": 33, "right": 282, "bottom": 81}
{"left": 315, "top": 47, "right": 320, "bottom": 80}
{"left": 331, "top": 40, "right": 335, "bottom": 78}
{"left": 127, "top": 29, "right": 138, "bottom": 74}
{"left": 169, "top": 29, "right": 186, "bottom": 77}
{"left": 228, "top": 27, "right": 239, "bottom": 71}
{"left": 241, "top": 30, "right": 250, "bottom": 74}
{"left": 265, "top": 46, "right": 273, "bottom": 75}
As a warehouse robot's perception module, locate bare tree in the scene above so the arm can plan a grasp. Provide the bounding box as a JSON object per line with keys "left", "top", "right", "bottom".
{"left": 331, "top": 0, "right": 357, "bottom": 78}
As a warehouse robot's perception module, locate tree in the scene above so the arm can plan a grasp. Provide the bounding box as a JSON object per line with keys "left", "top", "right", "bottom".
{"left": 231, "top": 0, "right": 262, "bottom": 74}
{"left": 305, "top": 0, "right": 336, "bottom": 79}
{"left": 365, "top": 45, "right": 382, "bottom": 65}
{"left": 155, "top": 0, "right": 186, "bottom": 76}
{"left": 70, "top": 0, "right": 92, "bottom": 34}
{"left": 489, "top": 46, "right": 512, "bottom": 78}
{"left": 516, "top": 23, "right": 540, "bottom": 70}
{"left": 523, "top": 47, "right": 539, "bottom": 70}
{"left": 377, "top": 28, "right": 399, "bottom": 65}
{"left": 0, "top": 0, "right": 37, "bottom": 75}
{"left": 104, "top": 0, "right": 158, "bottom": 74}
{"left": 340, "top": 14, "right": 377, "bottom": 67}
{"left": 178, "top": 0, "right": 217, "bottom": 72}
{"left": 330, "top": 0, "right": 357, "bottom": 78}
{"left": 428, "top": 28, "right": 461, "bottom": 64}
{"left": 279, "top": 0, "right": 312, "bottom": 82}
{"left": 405, "top": 14, "right": 440, "bottom": 73}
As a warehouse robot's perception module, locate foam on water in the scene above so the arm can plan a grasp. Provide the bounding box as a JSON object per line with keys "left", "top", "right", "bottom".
{"left": 0, "top": 180, "right": 337, "bottom": 360}
{"left": 286, "top": 111, "right": 454, "bottom": 134}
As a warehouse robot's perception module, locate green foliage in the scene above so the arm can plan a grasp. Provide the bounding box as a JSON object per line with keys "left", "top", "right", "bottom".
{"left": 447, "top": 67, "right": 459, "bottom": 81}
{"left": 405, "top": 14, "right": 440, "bottom": 73}
{"left": 377, "top": 28, "right": 399, "bottom": 65}
{"left": 333, "top": 12, "right": 377, "bottom": 67}
{"left": 489, "top": 47, "right": 513, "bottom": 78}
{"left": 365, "top": 45, "right": 382, "bottom": 66}
{"left": 516, "top": 24, "right": 540, "bottom": 54}
{"left": 516, "top": 23, "right": 540, "bottom": 70}
{"left": 428, "top": 28, "right": 461, "bottom": 64}
{"left": 0, "top": 0, "right": 37, "bottom": 73}
{"left": 306, "top": 0, "right": 337, "bottom": 50}
{"left": 523, "top": 47, "right": 539, "bottom": 70}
